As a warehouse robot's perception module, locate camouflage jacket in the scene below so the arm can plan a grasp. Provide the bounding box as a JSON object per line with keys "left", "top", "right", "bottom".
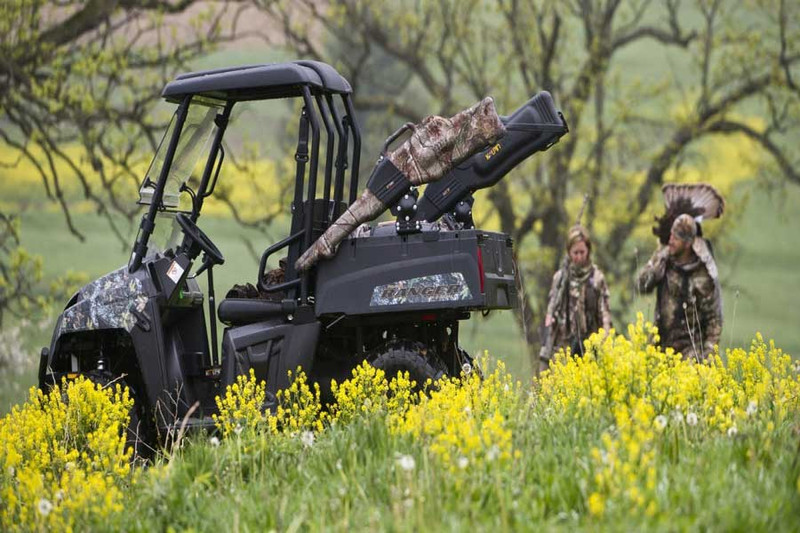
{"left": 637, "top": 245, "right": 722, "bottom": 360}
{"left": 545, "top": 264, "right": 612, "bottom": 354}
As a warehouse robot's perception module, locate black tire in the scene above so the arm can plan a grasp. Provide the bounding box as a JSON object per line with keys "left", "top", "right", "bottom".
{"left": 370, "top": 344, "right": 445, "bottom": 392}
{"left": 85, "top": 371, "right": 156, "bottom": 461}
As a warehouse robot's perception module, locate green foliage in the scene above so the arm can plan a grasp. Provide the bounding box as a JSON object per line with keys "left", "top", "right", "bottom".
{"left": 0, "top": 0, "right": 243, "bottom": 240}
{"left": 129, "top": 327, "right": 800, "bottom": 530}
{"left": 0, "top": 212, "right": 86, "bottom": 328}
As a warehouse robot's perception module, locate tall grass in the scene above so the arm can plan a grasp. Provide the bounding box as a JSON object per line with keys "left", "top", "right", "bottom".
{"left": 2, "top": 320, "right": 797, "bottom": 531}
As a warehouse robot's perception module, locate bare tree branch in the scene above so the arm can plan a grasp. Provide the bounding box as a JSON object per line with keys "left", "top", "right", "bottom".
{"left": 706, "top": 119, "right": 799, "bottom": 185}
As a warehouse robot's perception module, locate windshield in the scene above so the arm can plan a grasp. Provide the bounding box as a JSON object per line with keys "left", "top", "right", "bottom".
{"left": 138, "top": 100, "right": 222, "bottom": 209}
{"left": 145, "top": 212, "right": 184, "bottom": 257}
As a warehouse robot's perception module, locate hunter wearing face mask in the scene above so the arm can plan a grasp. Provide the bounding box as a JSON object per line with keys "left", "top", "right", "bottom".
{"left": 636, "top": 183, "right": 725, "bottom": 361}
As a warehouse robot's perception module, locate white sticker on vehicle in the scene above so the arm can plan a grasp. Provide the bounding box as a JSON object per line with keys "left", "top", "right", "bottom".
{"left": 166, "top": 261, "right": 185, "bottom": 284}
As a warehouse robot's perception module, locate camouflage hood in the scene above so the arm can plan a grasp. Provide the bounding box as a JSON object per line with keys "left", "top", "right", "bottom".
{"left": 59, "top": 267, "right": 149, "bottom": 335}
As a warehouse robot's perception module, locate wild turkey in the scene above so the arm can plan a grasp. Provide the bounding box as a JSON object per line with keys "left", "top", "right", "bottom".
{"left": 653, "top": 183, "right": 725, "bottom": 245}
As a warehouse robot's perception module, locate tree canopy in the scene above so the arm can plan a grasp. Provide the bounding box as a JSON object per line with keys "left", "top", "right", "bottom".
{"left": 0, "top": 0, "right": 248, "bottom": 240}
{"left": 0, "top": 0, "right": 249, "bottom": 325}
{"left": 257, "top": 0, "right": 800, "bottom": 364}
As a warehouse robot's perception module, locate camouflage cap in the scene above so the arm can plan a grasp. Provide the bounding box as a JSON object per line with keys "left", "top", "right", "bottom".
{"left": 671, "top": 214, "right": 697, "bottom": 243}
{"left": 566, "top": 224, "right": 592, "bottom": 253}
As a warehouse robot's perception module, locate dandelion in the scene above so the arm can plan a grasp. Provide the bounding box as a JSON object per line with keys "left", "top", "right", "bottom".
{"left": 746, "top": 401, "right": 758, "bottom": 417}
{"left": 457, "top": 456, "right": 469, "bottom": 469}
{"left": 654, "top": 415, "right": 668, "bottom": 431}
{"left": 37, "top": 498, "right": 53, "bottom": 517}
{"left": 335, "top": 459, "right": 343, "bottom": 470}
{"left": 686, "top": 412, "right": 698, "bottom": 426}
{"left": 209, "top": 436, "right": 220, "bottom": 447}
{"left": 462, "top": 362, "right": 472, "bottom": 375}
{"left": 233, "top": 424, "right": 243, "bottom": 436}
{"left": 396, "top": 454, "right": 416, "bottom": 471}
{"left": 300, "top": 430, "right": 315, "bottom": 448}
{"left": 728, "top": 425, "right": 738, "bottom": 437}
{"left": 673, "top": 410, "right": 684, "bottom": 424}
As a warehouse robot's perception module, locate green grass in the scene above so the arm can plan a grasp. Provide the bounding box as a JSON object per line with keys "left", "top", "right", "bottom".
{"left": 86, "top": 397, "right": 800, "bottom": 531}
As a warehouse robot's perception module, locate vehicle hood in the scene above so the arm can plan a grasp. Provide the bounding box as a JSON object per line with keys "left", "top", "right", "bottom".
{"left": 58, "top": 266, "right": 149, "bottom": 335}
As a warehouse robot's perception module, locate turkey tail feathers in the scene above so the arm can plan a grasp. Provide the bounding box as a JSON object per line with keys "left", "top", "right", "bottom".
{"left": 662, "top": 183, "right": 725, "bottom": 220}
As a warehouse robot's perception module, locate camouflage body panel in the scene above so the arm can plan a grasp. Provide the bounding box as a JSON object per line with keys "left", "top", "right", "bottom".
{"left": 370, "top": 273, "right": 471, "bottom": 306}
{"left": 295, "top": 98, "right": 505, "bottom": 272}
{"left": 59, "top": 267, "right": 149, "bottom": 335}
{"left": 388, "top": 97, "right": 505, "bottom": 186}
{"left": 637, "top": 244, "right": 722, "bottom": 360}
{"left": 544, "top": 264, "right": 612, "bottom": 355}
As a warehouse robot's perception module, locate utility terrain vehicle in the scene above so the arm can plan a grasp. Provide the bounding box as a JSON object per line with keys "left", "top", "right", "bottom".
{"left": 38, "top": 61, "right": 567, "bottom": 451}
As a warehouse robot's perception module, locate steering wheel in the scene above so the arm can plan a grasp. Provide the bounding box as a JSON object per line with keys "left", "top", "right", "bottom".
{"left": 175, "top": 213, "right": 225, "bottom": 266}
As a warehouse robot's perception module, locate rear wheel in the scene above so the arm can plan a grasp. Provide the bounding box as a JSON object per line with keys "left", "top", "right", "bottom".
{"left": 370, "top": 343, "right": 446, "bottom": 392}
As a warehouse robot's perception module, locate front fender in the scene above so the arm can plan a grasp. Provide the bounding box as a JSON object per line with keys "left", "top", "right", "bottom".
{"left": 58, "top": 266, "right": 149, "bottom": 336}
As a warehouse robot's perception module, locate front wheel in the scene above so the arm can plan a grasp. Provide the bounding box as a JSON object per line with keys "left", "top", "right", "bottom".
{"left": 370, "top": 344, "right": 445, "bottom": 392}
{"left": 85, "top": 371, "right": 155, "bottom": 461}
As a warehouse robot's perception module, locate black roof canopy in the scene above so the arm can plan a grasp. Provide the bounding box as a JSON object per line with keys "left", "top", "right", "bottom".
{"left": 161, "top": 60, "right": 352, "bottom": 102}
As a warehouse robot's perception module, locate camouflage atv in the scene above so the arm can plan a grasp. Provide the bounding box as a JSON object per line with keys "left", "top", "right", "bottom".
{"left": 38, "top": 60, "right": 567, "bottom": 454}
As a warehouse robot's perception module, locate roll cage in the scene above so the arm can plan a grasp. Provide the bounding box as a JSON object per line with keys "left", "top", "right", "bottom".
{"left": 128, "top": 61, "right": 363, "bottom": 308}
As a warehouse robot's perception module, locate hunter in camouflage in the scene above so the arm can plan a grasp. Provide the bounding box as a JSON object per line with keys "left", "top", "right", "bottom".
{"left": 542, "top": 225, "right": 612, "bottom": 370}
{"left": 295, "top": 97, "right": 506, "bottom": 272}
{"left": 637, "top": 213, "right": 723, "bottom": 360}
